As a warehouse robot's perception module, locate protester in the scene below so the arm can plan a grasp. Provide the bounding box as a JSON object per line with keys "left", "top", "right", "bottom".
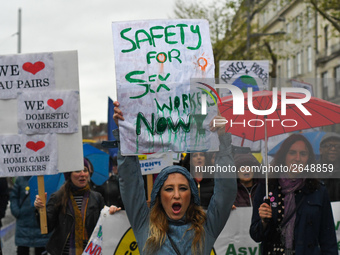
{"left": 183, "top": 152, "right": 215, "bottom": 209}
{"left": 319, "top": 132, "right": 340, "bottom": 201}
{"left": 113, "top": 101, "right": 236, "bottom": 254}
{"left": 10, "top": 176, "right": 51, "bottom": 255}
{"left": 0, "top": 178, "right": 9, "bottom": 254}
{"left": 34, "top": 159, "right": 119, "bottom": 255}
{"left": 233, "top": 153, "right": 260, "bottom": 208}
{"left": 96, "top": 156, "right": 124, "bottom": 209}
{"left": 250, "top": 134, "right": 337, "bottom": 254}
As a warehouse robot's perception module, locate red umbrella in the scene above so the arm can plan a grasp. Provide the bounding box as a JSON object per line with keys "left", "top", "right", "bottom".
{"left": 218, "top": 89, "right": 340, "bottom": 196}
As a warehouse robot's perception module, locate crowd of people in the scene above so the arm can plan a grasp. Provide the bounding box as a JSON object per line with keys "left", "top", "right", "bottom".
{"left": 0, "top": 102, "right": 338, "bottom": 254}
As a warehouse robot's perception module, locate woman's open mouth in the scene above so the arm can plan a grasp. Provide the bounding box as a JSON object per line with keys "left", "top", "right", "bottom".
{"left": 172, "top": 203, "right": 182, "bottom": 214}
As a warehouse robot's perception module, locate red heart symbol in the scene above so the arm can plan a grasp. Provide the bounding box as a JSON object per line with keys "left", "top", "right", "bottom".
{"left": 26, "top": 141, "right": 45, "bottom": 152}
{"left": 47, "top": 99, "right": 64, "bottom": 110}
{"left": 22, "top": 61, "right": 45, "bottom": 75}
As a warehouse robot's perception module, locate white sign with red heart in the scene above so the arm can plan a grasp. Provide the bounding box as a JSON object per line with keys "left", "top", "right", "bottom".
{"left": 0, "top": 52, "right": 56, "bottom": 99}
{"left": 17, "top": 90, "right": 79, "bottom": 134}
{"left": 0, "top": 134, "right": 58, "bottom": 177}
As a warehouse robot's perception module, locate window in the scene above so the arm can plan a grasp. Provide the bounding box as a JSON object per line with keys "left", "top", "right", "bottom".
{"left": 307, "top": 46, "right": 313, "bottom": 72}
{"left": 306, "top": 7, "right": 312, "bottom": 29}
{"left": 286, "top": 23, "right": 290, "bottom": 45}
{"left": 287, "top": 58, "right": 291, "bottom": 78}
{"left": 322, "top": 71, "right": 328, "bottom": 100}
{"left": 296, "top": 14, "right": 302, "bottom": 40}
{"left": 297, "top": 51, "right": 302, "bottom": 75}
{"left": 324, "top": 25, "right": 328, "bottom": 50}
{"left": 335, "top": 66, "right": 340, "bottom": 96}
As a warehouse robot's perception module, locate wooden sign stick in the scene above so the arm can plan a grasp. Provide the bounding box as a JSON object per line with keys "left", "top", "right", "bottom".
{"left": 37, "top": 175, "right": 48, "bottom": 234}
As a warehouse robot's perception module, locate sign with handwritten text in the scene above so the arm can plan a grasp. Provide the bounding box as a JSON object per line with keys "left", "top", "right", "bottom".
{"left": 112, "top": 19, "right": 217, "bottom": 155}
{"left": 0, "top": 134, "right": 58, "bottom": 177}
{"left": 219, "top": 60, "right": 269, "bottom": 93}
{"left": 17, "top": 90, "right": 79, "bottom": 134}
{"left": 0, "top": 52, "right": 56, "bottom": 99}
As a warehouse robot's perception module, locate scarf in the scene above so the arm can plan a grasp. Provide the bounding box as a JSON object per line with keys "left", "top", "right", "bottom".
{"left": 68, "top": 184, "right": 90, "bottom": 255}
{"left": 278, "top": 178, "right": 304, "bottom": 251}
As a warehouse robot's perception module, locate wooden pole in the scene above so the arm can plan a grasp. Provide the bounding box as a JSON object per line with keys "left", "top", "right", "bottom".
{"left": 37, "top": 176, "right": 48, "bottom": 234}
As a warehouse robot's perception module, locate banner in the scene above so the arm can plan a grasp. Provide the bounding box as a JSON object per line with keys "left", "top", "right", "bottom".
{"left": 17, "top": 90, "right": 79, "bottom": 134}
{"left": 0, "top": 134, "right": 58, "bottom": 177}
{"left": 90, "top": 202, "right": 340, "bottom": 255}
{"left": 112, "top": 19, "right": 218, "bottom": 155}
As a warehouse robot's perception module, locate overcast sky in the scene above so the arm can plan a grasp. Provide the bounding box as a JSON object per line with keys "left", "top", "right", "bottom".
{"left": 0, "top": 0, "right": 175, "bottom": 125}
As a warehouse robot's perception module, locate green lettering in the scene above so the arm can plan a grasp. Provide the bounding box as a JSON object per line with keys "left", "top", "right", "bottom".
{"left": 135, "top": 29, "right": 152, "bottom": 49}
{"left": 192, "top": 114, "right": 207, "bottom": 135}
{"left": 156, "top": 117, "right": 167, "bottom": 135}
{"left": 125, "top": 71, "right": 146, "bottom": 83}
{"left": 187, "top": 25, "right": 202, "bottom": 50}
{"left": 149, "top": 74, "right": 157, "bottom": 82}
{"left": 238, "top": 247, "right": 247, "bottom": 255}
{"left": 167, "top": 115, "right": 191, "bottom": 133}
{"left": 174, "top": 96, "right": 180, "bottom": 109}
{"left": 154, "top": 98, "right": 173, "bottom": 112}
{"left": 150, "top": 26, "right": 164, "bottom": 47}
{"left": 120, "top": 28, "right": 137, "bottom": 53}
{"left": 136, "top": 112, "right": 154, "bottom": 136}
{"left": 248, "top": 246, "right": 258, "bottom": 255}
{"left": 335, "top": 221, "right": 340, "bottom": 231}
{"left": 176, "top": 24, "right": 188, "bottom": 44}
{"left": 165, "top": 25, "right": 177, "bottom": 44}
{"left": 168, "top": 49, "right": 182, "bottom": 63}
{"left": 182, "top": 94, "right": 189, "bottom": 110}
{"left": 225, "top": 244, "right": 237, "bottom": 255}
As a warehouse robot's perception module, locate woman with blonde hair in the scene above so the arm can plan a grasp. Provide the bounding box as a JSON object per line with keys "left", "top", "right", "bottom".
{"left": 113, "top": 101, "right": 236, "bottom": 254}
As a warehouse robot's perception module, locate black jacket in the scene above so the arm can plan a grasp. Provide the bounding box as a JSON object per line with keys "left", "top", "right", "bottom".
{"left": 44, "top": 189, "right": 104, "bottom": 255}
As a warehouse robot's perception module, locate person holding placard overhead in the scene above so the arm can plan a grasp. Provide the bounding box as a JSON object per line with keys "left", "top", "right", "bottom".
{"left": 34, "top": 159, "right": 120, "bottom": 255}
{"left": 112, "top": 101, "right": 236, "bottom": 255}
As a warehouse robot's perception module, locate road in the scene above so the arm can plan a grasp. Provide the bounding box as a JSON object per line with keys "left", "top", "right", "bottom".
{"left": 1, "top": 204, "right": 16, "bottom": 254}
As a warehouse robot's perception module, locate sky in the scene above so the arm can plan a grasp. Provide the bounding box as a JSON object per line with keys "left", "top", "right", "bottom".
{"left": 0, "top": 0, "right": 175, "bottom": 125}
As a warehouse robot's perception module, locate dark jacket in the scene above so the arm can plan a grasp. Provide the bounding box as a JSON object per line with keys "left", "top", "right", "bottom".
{"left": 250, "top": 181, "right": 337, "bottom": 255}
{"left": 44, "top": 188, "right": 104, "bottom": 255}
{"left": 234, "top": 179, "right": 258, "bottom": 207}
{"left": 95, "top": 175, "right": 124, "bottom": 209}
{"left": 10, "top": 176, "right": 51, "bottom": 247}
{"left": 0, "top": 178, "right": 8, "bottom": 228}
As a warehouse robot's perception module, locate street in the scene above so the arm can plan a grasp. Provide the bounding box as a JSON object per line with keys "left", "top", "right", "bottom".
{"left": 1, "top": 204, "right": 17, "bottom": 254}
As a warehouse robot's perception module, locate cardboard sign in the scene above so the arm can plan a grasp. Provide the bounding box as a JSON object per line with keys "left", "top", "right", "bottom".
{"left": 17, "top": 90, "right": 79, "bottom": 134}
{"left": 0, "top": 51, "right": 83, "bottom": 175}
{"left": 0, "top": 134, "right": 58, "bottom": 177}
{"left": 112, "top": 19, "right": 218, "bottom": 155}
{"left": 0, "top": 52, "right": 56, "bottom": 99}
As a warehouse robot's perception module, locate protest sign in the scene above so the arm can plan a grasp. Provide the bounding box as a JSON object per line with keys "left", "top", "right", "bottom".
{"left": 139, "top": 153, "right": 173, "bottom": 175}
{"left": 0, "top": 134, "right": 58, "bottom": 177}
{"left": 89, "top": 203, "right": 340, "bottom": 255}
{"left": 0, "top": 51, "right": 83, "bottom": 175}
{"left": 17, "top": 90, "right": 79, "bottom": 134}
{"left": 0, "top": 52, "right": 56, "bottom": 99}
{"left": 219, "top": 60, "right": 269, "bottom": 151}
{"left": 112, "top": 19, "right": 218, "bottom": 155}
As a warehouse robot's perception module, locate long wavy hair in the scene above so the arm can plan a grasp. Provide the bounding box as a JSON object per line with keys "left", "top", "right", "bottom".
{"left": 144, "top": 195, "right": 206, "bottom": 254}
{"left": 54, "top": 179, "right": 74, "bottom": 214}
{"left": 270, "top": 134, "right": 319, "bottom": 191}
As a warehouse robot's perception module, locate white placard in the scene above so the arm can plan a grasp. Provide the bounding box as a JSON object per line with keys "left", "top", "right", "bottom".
{"left": 0, "top": 51, "right": 83, "bottom": 175}
{"left": 112, "top": 19, "right": 217, "bottom": 155}
{"left": 17, "top": 90, "right": 79, "bottom": 134}
{"left": 139, "top": 153, "right": 173, "bottom": 175}
{"left": 0, "top": 134, "right": 58, "bottom": 177}
{"left": 0, "top": 52, "right": 56, "bottom": 99}
{"left": 219, "top": 60, "right": 269, "bottom": 94}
